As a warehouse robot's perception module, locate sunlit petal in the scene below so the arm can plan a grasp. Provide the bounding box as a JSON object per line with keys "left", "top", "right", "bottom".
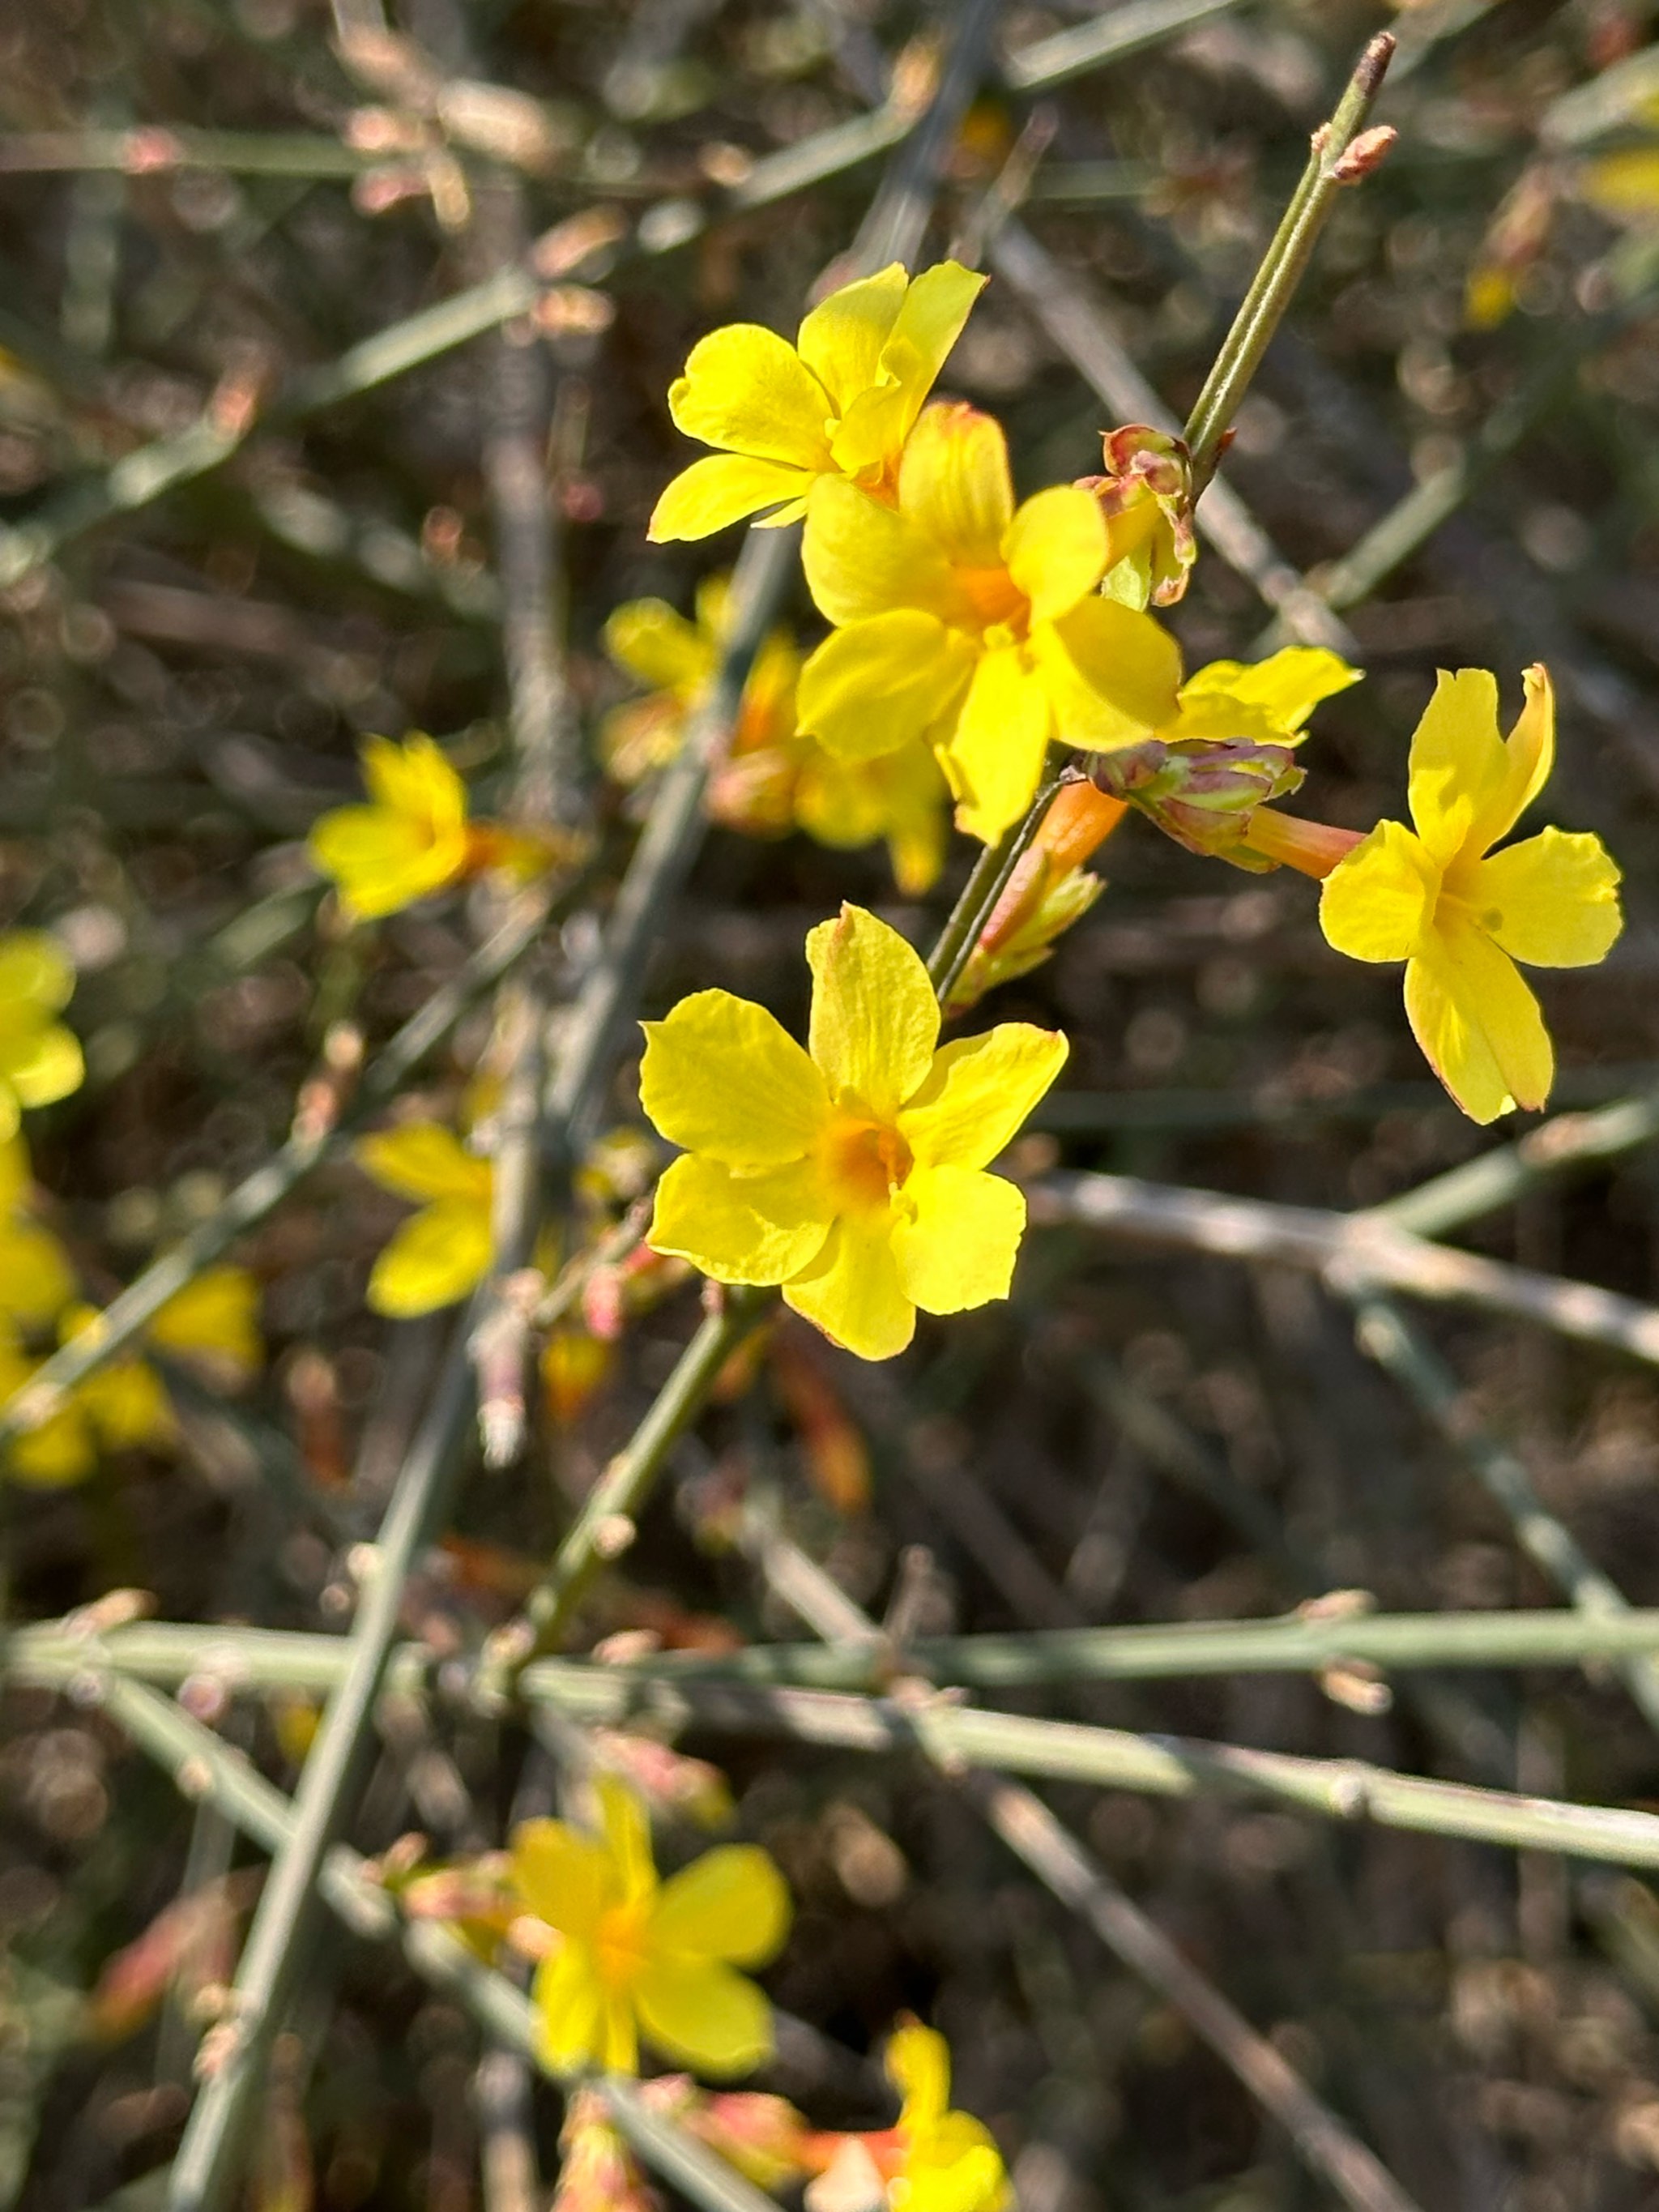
{"left": 651, "top": 1845, "right": 791, "bottom": 1964}
{"left": 898, "top": 1024, "right": 1068, "bottom": 1169}
{"left": 639, "top": 991, "right": 830, "bottom": 1167}
{"left": 1318, "top": 821, "right": 1439, "bottom": 963}
{"left": 805, "top": 903, "right": 937, "bottom": 1120}
{"left": 631, "top": 1955, "right": 774, "bottom": 2077}
{"left": 366, "top": 1198, "right": 494, "bottom": 1317}
{"left": 945, "top": 648, "right": 1052, "bottom": 845}
{"left": 783, "top": 1216, "right": 915, "bottom": 1361}
{"left": 667, "top": 323, "right": 835, "bottom": 468}
{"left": 892, "top": 1164, "right": 1027, "bottom": 1315}
{"left": 648, "top": 1154, "right": 831, "bottom": 1283}
{"left": 797, "top": 613, "right": 974, "bottom": 762}
{"left": 1003, "top": 486, "right": 1107, "bottom": 626}
{"left": 897, "top": 403, "right": 1014, "bottom": 568}
{"left": 648, "top": 455, "right": 814, "bottom": 541}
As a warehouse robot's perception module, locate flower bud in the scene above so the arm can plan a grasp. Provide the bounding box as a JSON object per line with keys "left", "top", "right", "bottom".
{"left": 1077, "top": 425, "right": 1197, "bottom": 608}
{"left": 1092, "top": 738, "right": 1306, "bottom": 867}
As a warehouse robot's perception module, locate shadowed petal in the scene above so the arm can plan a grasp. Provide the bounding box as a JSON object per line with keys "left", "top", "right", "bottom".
{"left": 892, "top": 1165, "right": 1026, "bottom": 1315}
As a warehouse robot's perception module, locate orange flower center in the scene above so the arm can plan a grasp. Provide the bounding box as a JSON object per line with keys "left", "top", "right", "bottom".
{"left": 956, "top": 566, "right": 1029, "bottom": 638}
{"left": 594, "top": 1898, "right": 651, "bottom": 1994}
{"left": 819, "top": 1113, "right": 914, "bottom": 1218}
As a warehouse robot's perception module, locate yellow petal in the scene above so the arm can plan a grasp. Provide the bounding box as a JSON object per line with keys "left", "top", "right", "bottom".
{"left": 897, "top": 403, "right": 1014, "bottom": 568}
{"left": 828, "top": 258, "right": 986, "bottom": 473}
{"left": 802, "top": 476, "right": 970, "bottom": 629}
{"left": 639, "top": 991, "right": 829, "bottom": 1167}
{"left": 783, "top": 1215, "right": 915, "bottom": 1360}
{"left": 888, "top": 2022, "right": 952, "bottom": 2128}
{"left": 1467, "top": 663, "right": 1555, "bottom": 856}
{"left": 532, "top": 1942, "right": 606, "bottom": 2074}
{"left": 1406, "top": 669, "right": 1511, "bottom": 865}
{"left": 1465, "top": 826, "right": 1622, "bottom": 967}
{"left": 376, "top": 733, "right": 467, "bottom": 824}
{"left": 805, "top": 903, "right": 938, "bottom": 1120}
{"left": 0, "top": 933, "right": 74, "bottom": 1015}
{"left": 1319, "top": 821, "right": 1439, "bottom": 963}
{"left": 797, "top": 613, "right": 974, "bottom": 763}
{"left": 366, "top": 1198, "right": 494, "bottom": 1317}
{"left": 147, "top": 1266, "right": 262, "bottom": 1381}
{"left": 603, "top": 598, "right": 714, "bottom": 693}
{"left": 1580, "top": 147, "right": 1659, "bottom": 218}
{"left": 1, "top": 1023, "right": 83, "bottom": 1110}
{"left": 511, "top": 1817, "right": 616, "bottom": 1937}
{"left": 667, "top": 323, "right": 835, "bottom": 469}
{"left": 597, "top": 1774, "right": 658, "bottom": 1903}
{"left": 8, "top": 1403, "right": 96, "bottom": 1487}
{"left": 631, "top": 1954, "right": 774, "bottom": 2077}
{"left": 1032, "top": 598, "right": 1183, "bottom": 751}
{"left": 307, "top": 807, "right": 467, "bottom": 919}
{"left": 651, "top": 1845, "right": 791, "bottom": 1965}
{"left": 1405, "top": 923, "right": 1553, "bottom": 1124}
{"left": 79, "top": 1357, "right": 174, "bottom": 1451}
{"left": 898, "top": 1023, "right": 1068, "bottom": 1169}
{"left": 1175, "top": 647, "right": 1362, "bottom": 739}
{"left": 945, "top": 648, "right": 1052, "bottom": 845}
{"left": 1003, "top": 486, "right": 1107, "bottom": 626}
{"left": 892, "top": 1164, "right": 1026, "bottom": 1316}
{"left": 0, "top": 1134, "right": 28, "bottom": 1211}
{"left": 357, "top": 1123, "right": 494, "bottom": 1203}
{"left": 648, "top": 1154, "right": 831, "bottom": 1284}
{"left": 795, "top": 263, "right": 909, "bottom": 412}
{"left": 0, "top": 1088, "right": 19, "bottom": 1142}
{"left": 0, "top": 1221, "right": 74, "bottom": 1330}
{"left": 905, "top": 2122, "right": 1012, "bottom": 2212}
{"left": 648, "top": 455, "right": 815, "bottom": 541}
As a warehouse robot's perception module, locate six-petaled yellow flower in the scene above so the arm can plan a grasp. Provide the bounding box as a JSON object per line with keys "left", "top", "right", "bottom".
{"left": 1320, "top": 665, "right": 1622, "bottom": 1123}
{"left": 0, "top": 1266, "right": 262, "bottom": 1488}
{"left": 511, "top": 1775, "right": 790, "bottom": 2079}
{"left": 648, "top": 261, "right": 986, "bottom": 542}
{"left": 604, "top": 580, "right": 950, "bottom": 894}
{"left": 642, "top": 904, "right": 1067, "bottom": 1360}
{"left": 0, "top": 933, "right": 83, "bottom": 1141}
{"left": 798, "top": 403, "right": 1182, "bottom": 843}
{"left": 356, "top": 1121, "right": 494, "bottom": 1317}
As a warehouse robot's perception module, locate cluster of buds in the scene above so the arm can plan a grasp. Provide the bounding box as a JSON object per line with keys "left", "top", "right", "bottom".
{"left": 1090, "top": 737, "right": 1307, "bottom": 869}
{"left": 945, "top": 779, "right": 1121, "bottom": 1015}
{"left": 1077, "top": 425, "right": 1198, "bottom": 608}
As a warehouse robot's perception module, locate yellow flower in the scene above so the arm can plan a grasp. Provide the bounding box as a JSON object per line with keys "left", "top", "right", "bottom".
{"left": 797, "top": 403, "right": 1182, "bottom": 843}
{"left": 883, "top": 2024, "right": 1011, "bottom": 2212}
{"left": 511, "top": 1775, "right": 790, "bottom": 2079}
{"left": 604, "top": 581, "right": 951, "bottom": 895}
{"left": 0, "top": 1269, "right": 261, "bottom": 1488}
{"left": 0, "top": 1135, "right": 74, "bottom": 1330}
{"left": 1320, "top": 665, "right": 1622, "bottom": 1124}
{"left": 648, "top": 260, "right": 986, "bottom": 541}
{"left": 0, "top": 933, "right": 83, "bottom": 1140}
{"left": 1157, "top": 646, "right": 1361, "bottom": 746}
{"left": 309, "top": 736, "right": 471, "bottom": 920}
{"left": 356, "top": 1122, "right": 495, "bottom": 1317}
{"left": 641, "top": 904, "right": 1067, "bottom": 1361}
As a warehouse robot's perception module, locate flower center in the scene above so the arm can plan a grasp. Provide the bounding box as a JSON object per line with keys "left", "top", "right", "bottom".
{"left": 956, "top": 566, "right": 1029, "bottom": 638}
{"left": 819, "top": 1112, "right": 914, "bottom": 1218}
{"left": 594, "top": 1898, "right": 651, "bottom": 1995}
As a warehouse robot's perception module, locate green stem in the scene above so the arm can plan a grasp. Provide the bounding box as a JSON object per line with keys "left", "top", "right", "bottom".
{"left": 1183, "top": 32, "right": 1396, "bottom": 489}
{"left": 927, "top": 771, "right": 1063, "bottom": 1004}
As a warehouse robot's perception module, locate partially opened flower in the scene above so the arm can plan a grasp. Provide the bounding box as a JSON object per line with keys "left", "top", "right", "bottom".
{"left": 309, "top": 737, "right": 473, "bottom": 920}
{"left": 0, "top": 1136, "right": 74, "bottom": 1330}
{"left": 0, "top": 933, "right": 83, "bottom": 1141}
{"left": 1078, "top": 423, "right": 1198, "bottom": 608}
{"left": 797, "top": 403, "right": 1182, "bottom": 843}
{"left": 804, "top": 2023, "right": 1010, "bottom": 2212}
{"left": 642, "top": 903, "right": 1067, "bottom": 1360}
{"left": 356, "top": 1121, "right": 494, "bottom": 1316}
{"left": 882, "top": 2024, "right": 1012, "bottom": 2212}
{"left": 1320, "top": 665, "right": 1622, "bottom": 1123}
{"left": 648, "top": 260, "right": 986, "bottom": 541}
{"left": 510, "top": 1774, "right": 790, "bottom": 2079}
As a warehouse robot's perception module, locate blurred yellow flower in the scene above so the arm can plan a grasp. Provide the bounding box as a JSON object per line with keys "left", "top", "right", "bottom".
{"left": 603, "top": 580, "right": 950, "bottom": 895}
{"left": 648, "top": 260, "right": 985, "bottom": 541}
{"left": 0, "top": 1267, "right": 262, "bottom": 1487}
{"left": 356, "top": 1122, "right": 494, "bottom": 1317}
{"left": 309, "top": 737, "right": 473, "bottom": 920}
{"left": 882, "top": 2024, "right": 1012, "bottom": 2212}
{"left": 511, "top": 1774, "right": 789, "bottom": 2079}
{"left": 0, "top": 933, "right": 83, "bottom": 1141}
{"left": 0, "top": 1136, "right": 74, "bottom": 1330}
{"left": 642, "top": 904, "right": 1067, "bottom": 1360}
{"left": 1320, "top": 665, "right": 1622, "bottom": 1123}
{"left": 798, "top": 403, "right": 1181, "bottom": 843}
